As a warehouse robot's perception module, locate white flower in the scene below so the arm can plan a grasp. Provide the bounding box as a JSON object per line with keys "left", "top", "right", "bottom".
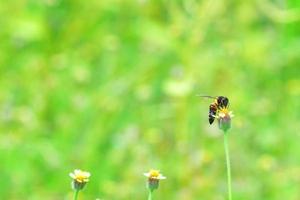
{"left": 144, "top": 169, "right": 166, "bottom": 180}
{"left": 216, "top": 108, "right": 234, "bottom": 132}
{"left": 69, "top": 169, "right": 91, "bottom": 183}
{"left": 69, "top": 169, "right": 91, "bottom": 191}
{"left": 144, "top": 169, "right": 166, "bottom": 191}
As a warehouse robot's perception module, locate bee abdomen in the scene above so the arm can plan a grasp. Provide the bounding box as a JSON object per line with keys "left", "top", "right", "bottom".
{"left": 209, "top": 104, "right": 217, "bottom": 124}
{"left": 209, "top": 113, "right": 215, "bottom": 124}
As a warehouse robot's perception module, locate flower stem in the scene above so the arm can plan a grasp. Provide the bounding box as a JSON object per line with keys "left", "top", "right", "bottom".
{"left": 148, "top": 190, "right": 153, "bottom": 200}
{"left": 73, "top": 189, "right": 79, "bottom": 200}
{"left": 224, "top": 132, "right": 232, "bottom": 200}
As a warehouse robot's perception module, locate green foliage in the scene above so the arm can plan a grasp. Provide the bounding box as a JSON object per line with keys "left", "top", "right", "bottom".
{"left": 0, "top": 0, "right": 300, "bottom": 199}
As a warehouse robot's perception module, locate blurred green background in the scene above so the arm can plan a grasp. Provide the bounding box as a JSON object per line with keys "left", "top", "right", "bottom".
{"left": 1, "top": 0, "right": 300, "bottom": 199}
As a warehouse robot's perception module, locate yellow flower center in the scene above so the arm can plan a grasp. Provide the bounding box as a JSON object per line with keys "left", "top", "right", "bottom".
{"left": 219, "top": 107, "right": 229, "bottom": 114}
{"left": 70, "top": 170, "right": 90, "bottom": 183}
{"left": 75, "top": 174, "right": 88, "bottom": 182}
{"left": 149, "top": 170, "right": 160, "bottom": 178}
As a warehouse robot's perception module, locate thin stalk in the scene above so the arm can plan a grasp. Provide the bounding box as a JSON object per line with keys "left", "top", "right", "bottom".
{"left": 224, "top": 132, "right": 232, "bottom": 200}
{"left": 148, "top": 190, "right": 153, "bottom": 200}
{"left": 73, "top": 189, "right": 79, "bottom": 200}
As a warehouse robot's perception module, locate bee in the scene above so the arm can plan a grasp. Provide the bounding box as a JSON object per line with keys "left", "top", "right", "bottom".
{"left": 198, "top": 95, "right": 229, "bottom": 124}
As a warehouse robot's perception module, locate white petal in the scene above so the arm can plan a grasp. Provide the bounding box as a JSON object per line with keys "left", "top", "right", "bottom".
{"left": 144, "top": 173, "right": 150, "bottom": 177}
{"left": 217, "top": 112, "right": 225, "bottom": 118}
{"left": 69, "top": 173, "right": 75, "bottom": 178}
{"left": 83, "top": 172, "right": 91, "bottom": 177}
{"left": 158, "top": 175, "right": 166, "bottom": 179}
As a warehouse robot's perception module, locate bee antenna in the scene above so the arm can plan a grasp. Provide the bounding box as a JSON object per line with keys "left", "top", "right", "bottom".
{"left": 196, "top": 95, "right": 216, "bottom": 99}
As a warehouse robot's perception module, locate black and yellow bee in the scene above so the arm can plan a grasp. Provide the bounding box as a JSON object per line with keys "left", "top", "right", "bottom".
{"left": 199, "top": 95, "right": 229, "bottom": 124}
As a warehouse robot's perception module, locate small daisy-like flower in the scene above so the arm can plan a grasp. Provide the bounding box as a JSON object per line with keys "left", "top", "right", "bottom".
{"left": 144, "top": 169, "right": 166, "bottom": 191}
{"left": 70, "top": 169, "right": 91, "bottom": 190}
{"left": 216, "top": 107, "right": 234, "bottom": 132}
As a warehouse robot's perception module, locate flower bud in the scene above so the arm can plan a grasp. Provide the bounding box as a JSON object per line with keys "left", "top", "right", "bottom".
{"left": 216, "top": 108, "right": 234, "bottom": 132}
{"left": 144, "top": 169, "right": 166, "bottom": 192}
{"left": 69, "top": 169, "right": 91, "bottom": 191}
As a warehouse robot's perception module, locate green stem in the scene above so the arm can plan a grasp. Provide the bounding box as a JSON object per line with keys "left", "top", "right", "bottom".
{"left": 224, "top": 132, "right": 232, "bottom": 200}
{"left": 73, "top": 189, "right": 79, "bottom": 200}
{"left": 148, "top": 190, "right": 153, "bottom": 200}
